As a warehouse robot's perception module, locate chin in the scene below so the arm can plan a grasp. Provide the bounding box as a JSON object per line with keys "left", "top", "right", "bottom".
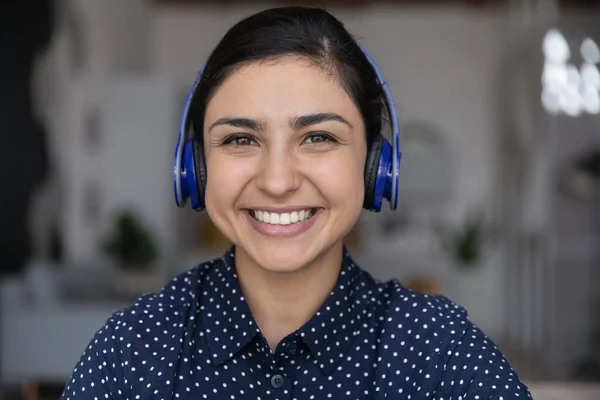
{"left": 247, "top": 240, "right": 320, "bottom": 273}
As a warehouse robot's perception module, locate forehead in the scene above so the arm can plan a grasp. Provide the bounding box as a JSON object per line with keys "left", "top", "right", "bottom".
{"left": 204, "top": 57, "right": 361, "bottom": 122}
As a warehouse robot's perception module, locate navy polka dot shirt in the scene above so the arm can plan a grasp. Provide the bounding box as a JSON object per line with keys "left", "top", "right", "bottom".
{"left": 61, "top": 248, "right": 532, "bottom": 399}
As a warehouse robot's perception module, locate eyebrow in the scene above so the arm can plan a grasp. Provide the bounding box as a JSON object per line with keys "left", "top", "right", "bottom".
{"left": 208, "top": 117, "right": 265, "bottom": 133}
{"left": 207, "top": 113, "right": 353, "bottom": 133}
{"left": 291, "top": 113, "right": 353, "bottom": 130}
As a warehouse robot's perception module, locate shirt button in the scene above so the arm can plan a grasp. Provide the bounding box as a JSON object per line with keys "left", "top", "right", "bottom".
{"left": 271, "top": 374, "right": 284, "bottom": 388}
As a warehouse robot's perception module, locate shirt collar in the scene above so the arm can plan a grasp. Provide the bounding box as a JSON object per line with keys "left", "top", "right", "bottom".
{"left": 199, "top": 247, "right": 369, "bottom": 374}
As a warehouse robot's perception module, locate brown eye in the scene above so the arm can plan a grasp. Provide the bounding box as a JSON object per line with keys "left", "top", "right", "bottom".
{"left": 304, "top": 132, "right": 336, "bottom": 144}
{"left": 223, "top": 135, "right": 257, "bottom": 146}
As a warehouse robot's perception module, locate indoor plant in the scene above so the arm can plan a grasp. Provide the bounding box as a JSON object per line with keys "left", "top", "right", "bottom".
{"left": 436, "top": 214, "right": 485, "bottom": 270}
{"left": 435, "top": 212, "right": 501, "bottom": 334}
{"left": 102, "top": 210, "right": 164, "bottom": 298}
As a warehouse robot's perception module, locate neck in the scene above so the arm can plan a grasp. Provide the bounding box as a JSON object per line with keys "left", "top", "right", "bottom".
{"left": 235, "top": 243, "right": 344, "bottom": 352}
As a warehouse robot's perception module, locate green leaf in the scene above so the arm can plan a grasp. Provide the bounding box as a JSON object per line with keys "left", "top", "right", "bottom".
{"left": 102, "top": 210, "right": 158, "bottom": 270}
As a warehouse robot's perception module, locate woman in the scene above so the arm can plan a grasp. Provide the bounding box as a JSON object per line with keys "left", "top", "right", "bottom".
{"left": 62, "top": 7, "right": 531, "bottom": 399}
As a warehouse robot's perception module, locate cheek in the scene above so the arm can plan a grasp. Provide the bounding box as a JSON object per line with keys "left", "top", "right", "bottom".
{"left": 310, "top": 152, "right": 365, "bottom": 208}
{"left": 204, "top": 154, "right": 254, "bottom": 210}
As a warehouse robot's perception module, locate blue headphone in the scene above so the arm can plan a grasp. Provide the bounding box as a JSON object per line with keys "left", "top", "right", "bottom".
{"left": 173, "top": 44, "right": 401, "bottom": 212}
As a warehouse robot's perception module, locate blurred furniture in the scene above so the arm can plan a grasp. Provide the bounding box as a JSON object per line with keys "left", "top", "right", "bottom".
{"left": 1, "top": 300, "right": 126, "bottom": 386}
{"left": 0, "top": 261, "right": 127, "bottom": 397}
{"left": 0, "top": 252, "right": 213, "bottom": 398}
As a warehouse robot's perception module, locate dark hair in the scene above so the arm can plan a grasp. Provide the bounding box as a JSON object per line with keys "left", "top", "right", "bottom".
{"left": 190, "top": 6, "right": 385, "bottom": 147}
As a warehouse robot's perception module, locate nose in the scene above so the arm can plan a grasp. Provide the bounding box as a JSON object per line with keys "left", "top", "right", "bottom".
{"left": 255, "top": 146, "right": 301, "bottom": 198}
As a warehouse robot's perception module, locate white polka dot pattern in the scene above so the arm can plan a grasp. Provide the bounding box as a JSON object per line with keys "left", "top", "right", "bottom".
{"left": 60, "top": 248, "right": 532, "bottom": 399}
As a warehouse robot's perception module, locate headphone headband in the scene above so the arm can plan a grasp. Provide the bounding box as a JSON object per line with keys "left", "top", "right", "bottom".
{"left": 174, "top": 44, "right": 401, "bottom": 211}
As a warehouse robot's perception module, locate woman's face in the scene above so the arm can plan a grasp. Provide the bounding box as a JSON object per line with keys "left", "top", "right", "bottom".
{"left": 203, "top": 57, "right": 367, "bottom": 273}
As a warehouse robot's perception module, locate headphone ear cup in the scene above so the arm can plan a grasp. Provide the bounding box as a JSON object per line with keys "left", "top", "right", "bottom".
{"left": 363, "top": 135, "right": 384, "bottom": 210}
{"left": 192, "top": 138, "right": 207, "bottom": 210}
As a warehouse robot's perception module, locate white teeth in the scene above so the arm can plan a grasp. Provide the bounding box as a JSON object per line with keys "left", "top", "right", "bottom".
{"left": 290, "top": 211, "right": 299, "bottom": 223}
{"left": 252, "top": 209, "right": 315, "bottom": 225}
{"left": 270, "top": 213, "right": 280, "bottom": 224}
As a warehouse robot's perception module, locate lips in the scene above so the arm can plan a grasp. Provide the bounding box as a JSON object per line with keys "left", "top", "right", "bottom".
{"left": 250, "top": 208, "right": 317, "bottom": 225}
{"left": 244, "top": 207, "right": 322, "bottom": 238}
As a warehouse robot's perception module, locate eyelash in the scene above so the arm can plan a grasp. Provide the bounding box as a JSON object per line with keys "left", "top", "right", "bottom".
{"left": 303, "top": 132, "right": 337, "bottom": 144}
{"left": 221, "top": 132, "right": 337, "bottom": 147}
{"left": 221, "top": 134, "right": 257, "bottom": 147}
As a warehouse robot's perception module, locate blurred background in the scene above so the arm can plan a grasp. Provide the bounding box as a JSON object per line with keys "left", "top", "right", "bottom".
{"left": 1, "top": 0, "right": 600, "bottom": 398}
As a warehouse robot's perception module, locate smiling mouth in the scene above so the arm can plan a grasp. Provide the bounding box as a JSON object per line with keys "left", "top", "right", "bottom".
{"left": 248, "top": 208, "right": 320, "bottom": 225}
